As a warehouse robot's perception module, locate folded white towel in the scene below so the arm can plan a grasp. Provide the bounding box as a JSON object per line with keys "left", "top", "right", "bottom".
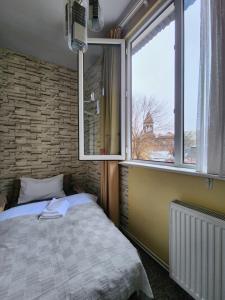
{"left": 39, "top": 198, "right": 69, "bottom": 220}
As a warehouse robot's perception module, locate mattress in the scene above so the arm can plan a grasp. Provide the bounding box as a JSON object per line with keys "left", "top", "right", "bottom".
{"left": 0, "top": 193, "right": 153, "bottom": 300}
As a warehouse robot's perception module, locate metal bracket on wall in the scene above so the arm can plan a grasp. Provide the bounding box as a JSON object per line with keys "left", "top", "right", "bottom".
{"left": 205, "top": 177, "right": 214, "bottom": 190}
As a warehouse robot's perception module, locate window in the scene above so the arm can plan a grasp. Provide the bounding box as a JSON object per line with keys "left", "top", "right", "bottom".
{"left": 79, "top": 39, "right": 126, "bottom": 160}
{"left": 128, "top": 0, "right": 201, "bottom": 168}
{"left": 131, "top": 4, "right": 175, "bottom": 163}
{"left": 183, "top": 0, "right": 200, "bottom": 164}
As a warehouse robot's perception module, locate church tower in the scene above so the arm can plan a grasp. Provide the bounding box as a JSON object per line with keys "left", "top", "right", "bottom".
{"left": 143, "top": 112, "right": 154, "bottom": 134}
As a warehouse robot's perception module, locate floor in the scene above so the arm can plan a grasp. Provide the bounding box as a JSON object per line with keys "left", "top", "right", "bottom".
{"left": 135, "top": 246, "right": 194, "bottom": 300}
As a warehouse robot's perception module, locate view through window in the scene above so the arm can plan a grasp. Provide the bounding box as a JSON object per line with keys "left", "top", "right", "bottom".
{"left": 131, "top": 0, "right": 200, "bottom": 166}
{"left": 183, "top": 0, "right": 200, "bottom": 164}
{"left": 131, "top": 4, "right": 175, "bottom": 163}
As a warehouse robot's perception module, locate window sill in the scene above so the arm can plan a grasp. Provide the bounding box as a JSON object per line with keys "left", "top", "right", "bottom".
{"left": 119, "top": 161, "right": 225, "bottom": 181}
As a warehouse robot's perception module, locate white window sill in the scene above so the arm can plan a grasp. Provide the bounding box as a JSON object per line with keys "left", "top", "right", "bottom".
{"left": 119, "top": 160, "right": 225, "bottom": 181}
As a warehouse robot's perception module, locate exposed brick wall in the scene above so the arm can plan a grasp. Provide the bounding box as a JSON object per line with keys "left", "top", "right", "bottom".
{"left": 120, "top": 165, "right": 128, "bottom": 229}
{"left": 86, "top": 161, "right": 101, "bottom": 195}
{"left": 82, "top": 57, "right": 103, "bottom": 197}
{"left": 0, "top": 48, "right": 128, "bottom": 226}
{"left": 0, "top": 48, "right": 91, "bottom": 194}
{"left": 85, "top": 162, "right": 129, "bottom": 227}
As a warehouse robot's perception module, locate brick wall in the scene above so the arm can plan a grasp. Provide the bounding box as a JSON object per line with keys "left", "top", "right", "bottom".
{"left": 0, "top": 48, "right": 128, "bottom": 226}
{"left": 0, "top": 48, "right": 92, "bottom": 194}
{"left": 120, "top": 165, "right": 128, "bottom": 229}
{"left": 86, "top": 161, "right": 101, "bottom": 195}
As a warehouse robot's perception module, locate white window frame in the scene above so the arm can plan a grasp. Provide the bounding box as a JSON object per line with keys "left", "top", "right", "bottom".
{"left": 79, "top": 38, "right": 126, "bottom": 160}
{"left": 126, "top": 0, "right": 196, "bottom": 169}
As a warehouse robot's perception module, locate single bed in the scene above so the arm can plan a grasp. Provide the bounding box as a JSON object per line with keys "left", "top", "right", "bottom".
{"left": 0, "top": 192, "right": 153, "bottom": 300}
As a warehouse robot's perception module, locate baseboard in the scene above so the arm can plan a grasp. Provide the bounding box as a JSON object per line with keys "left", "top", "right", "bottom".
{"left": 121, "top": 227, "right": 169, "bottom": 271}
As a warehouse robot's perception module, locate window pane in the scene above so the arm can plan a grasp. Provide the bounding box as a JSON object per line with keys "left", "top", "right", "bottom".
{"left": 83, "top": 44, "right": 121, "bottom": 155}
{"left": 131, "top": 4, "right": 175, "bottom": 163}
{"left": 183, "top": 0, "right": 200, "bottom": 164}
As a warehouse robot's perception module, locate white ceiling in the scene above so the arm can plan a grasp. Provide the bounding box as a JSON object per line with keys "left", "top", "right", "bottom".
{"left": 0, "top": 0, "right": 131, "bottom": 70}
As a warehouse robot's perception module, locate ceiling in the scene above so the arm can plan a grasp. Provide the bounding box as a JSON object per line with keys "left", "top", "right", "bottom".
{"left": 0, "top": 0, "right": 131, "bottom": 70}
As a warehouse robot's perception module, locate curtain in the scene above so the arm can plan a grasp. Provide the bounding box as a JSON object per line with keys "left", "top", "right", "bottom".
{"left": 207, "top": 0, "right": 225, "bottom": 176}
{"left": 196, "top": 0, "right": 211, "bottom": 173}
{"left": 100, "top": 31, "right": 121, "bottom": 155}
{"left": 197, "top": 0, "right": 225, "bottom": 176}
{"left": 99, "top": 161, "right": 119, "bottom": 226}
{"left": 99, "top": 27, "right": 121, "bottom": 226}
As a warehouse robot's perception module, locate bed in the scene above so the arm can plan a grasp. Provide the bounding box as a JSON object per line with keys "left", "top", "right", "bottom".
{"left": 0, "top": 192, "right": 153, "bottom": 300}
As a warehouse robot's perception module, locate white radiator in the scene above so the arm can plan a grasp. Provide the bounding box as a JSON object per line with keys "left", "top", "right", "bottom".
{"left": 170, "top": 200, "right": 225, "bottom": 300}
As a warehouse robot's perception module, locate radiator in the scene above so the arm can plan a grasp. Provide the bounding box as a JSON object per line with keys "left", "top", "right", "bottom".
{"left": 169, "top": 200, "right": 225, "bottom": 300}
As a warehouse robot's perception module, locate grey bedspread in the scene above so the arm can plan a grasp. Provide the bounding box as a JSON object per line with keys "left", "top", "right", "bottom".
{"left": 0, "top": 201, "right": 153, "bottom": 300}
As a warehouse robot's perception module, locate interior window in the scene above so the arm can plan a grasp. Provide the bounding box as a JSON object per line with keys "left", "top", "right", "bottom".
{"left": 131, "top": 4, "right": 175, "bottom": 163}
{"left": 83, "top": 44, "right": 121, "bottom": 156}
{"left": 183, "top": 0, "right": 200, "bottom": 164}
{"left": 79, "top": 39, "right": 126, "bottom": 160}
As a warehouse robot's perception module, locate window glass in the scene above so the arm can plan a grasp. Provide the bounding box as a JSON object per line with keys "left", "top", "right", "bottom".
{"left": 83, "top": 44, "right": 121, "bottom": 156}
{"left": 131, "top": 4, "right": 175, "bottom": 162}
{"left": 183, "top": 0, "right": 200, "bottom": 164}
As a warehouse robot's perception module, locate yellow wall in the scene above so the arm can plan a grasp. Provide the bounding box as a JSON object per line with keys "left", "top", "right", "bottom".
{"left": 128, "top": 167, "right": 225, "bottom": 264}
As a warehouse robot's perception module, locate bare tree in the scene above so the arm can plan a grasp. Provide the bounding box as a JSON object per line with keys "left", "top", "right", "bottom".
{"left": 132, "top": 96, "right": 173, "bottom": 160}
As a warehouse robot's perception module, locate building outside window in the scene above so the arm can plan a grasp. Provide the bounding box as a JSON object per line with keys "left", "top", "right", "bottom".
{"left": 130, "top": 0, "right": 200, "bottom": 167}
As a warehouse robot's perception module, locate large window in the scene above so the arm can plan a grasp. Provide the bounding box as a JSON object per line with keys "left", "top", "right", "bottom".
{"left": 132, "top": 4, "right": 175, "bottom": 163}
{"left": 129, "top": 0, "right": 200, "bottom": 168}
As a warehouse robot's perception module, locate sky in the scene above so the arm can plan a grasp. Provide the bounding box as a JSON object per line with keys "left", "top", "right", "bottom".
{"left": 132, "top": 0, "right": 200, "bottom": 134}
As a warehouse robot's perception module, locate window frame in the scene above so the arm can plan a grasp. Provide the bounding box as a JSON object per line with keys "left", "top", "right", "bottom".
{"left": 126, "top": 0, "right": 196, "bottom": 169}
{"left": 79, "top": 38, "right": 126, "bottom": 160}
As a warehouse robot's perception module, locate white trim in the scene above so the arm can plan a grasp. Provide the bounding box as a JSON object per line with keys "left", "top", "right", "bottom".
{"left": 79, "top": 38, "right": 126, "bottom": 160}
{"left": 126, "top": 1, "right": 178, "bottom": 165}
{"left": 125, "top": 1, "right": 200, "bottom": 169}
{"left": 80, "top": 155, "right": 125, "bottom": 161}
{"left": 118, "top": 0, "right": 146, "bottom": 28}
{"left": 126, "top": 40, "right": 132, "bottom": 160}
{"left": 121, "top": 227, "right": 169, "bottom": 271}
{"left": 79, "top": 50, "right": 84, "bottom": 158}
{"left": 119, "top": 160, "right": 225, "bottom": 181}
{"left": 121, "top": 40, "right": 126, "bottom": 161}
{"left": 87, "top": 38, "right": 124, "bottom": 45}
{"left": 174, "top": 0, "right": 184, "bottom": 166}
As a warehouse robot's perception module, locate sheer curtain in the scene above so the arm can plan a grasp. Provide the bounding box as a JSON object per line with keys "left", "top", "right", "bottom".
{"left": 196, "top": 0, "right": 211, "bottom": 173}
{"left": 99, "top": 27, "right": 121, "bottom": 227}
{"left": 100, "top": 160, "right": 119, "bottom": 226}
{"left": 197, "top": 0, "right": 225, "bottom": 177}
{"left": 100, "top": 44, "right": 121, "bottom": 155}
{"left": 207, "top": 0, "right": 225, "bottom": 176}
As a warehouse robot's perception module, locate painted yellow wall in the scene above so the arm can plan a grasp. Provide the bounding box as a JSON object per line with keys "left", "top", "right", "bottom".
{"left": 128, "top": 167, "right": 225, "bottom": 264}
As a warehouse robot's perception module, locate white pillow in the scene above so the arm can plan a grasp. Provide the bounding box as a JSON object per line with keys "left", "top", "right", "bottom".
{"left": 18, "top": 174, "right": 66, "bottom": 204}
